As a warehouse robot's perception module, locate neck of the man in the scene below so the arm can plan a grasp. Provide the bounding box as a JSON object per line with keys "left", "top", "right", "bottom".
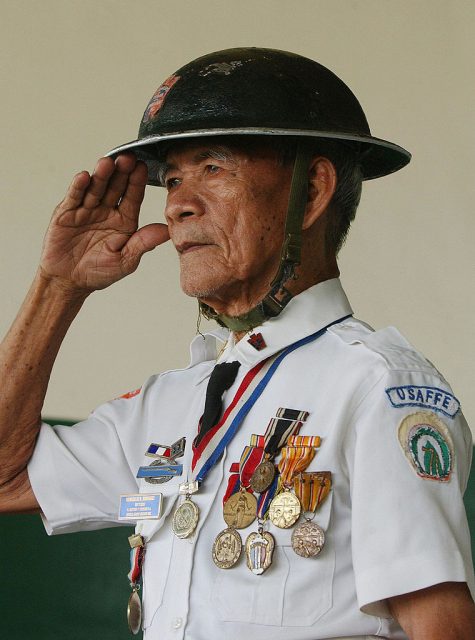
{"left": 230, "top": 260, "right": 340, "bottom": 343}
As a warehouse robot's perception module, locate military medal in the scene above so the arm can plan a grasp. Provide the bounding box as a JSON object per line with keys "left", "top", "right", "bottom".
{"left": 127, "top": 590, "right": 142, "bottom": 635}
{"left": 223, "top": 488, "right": 257, "bottom": 529}
{"left": 268, "top": 489, "right": 301, "bottom": 528}
{"left": 249, "top": 414, "right": 306, "bottom": 493}
{"left": 172, "top": 481, "right": 200, "bottom": 539}
{"left": 291, "top": 520, "right": 325, "bottom": 558}
{"left": 126, "top": 534, "right": 145, "bottom": 635}
{"left": 249, "top": 459, "right": 276, "bottom": 493}
{"left": 141, "top": 437, "right": 186, "bottom": 485}
{"left": 245, "top": 525, "right": 275, "bottom": 574}
{"left": 212, "top": 527, "right": 243, "bottom": 569}
{"left": 291, "top": 471, "right": 331, "bottom": 557}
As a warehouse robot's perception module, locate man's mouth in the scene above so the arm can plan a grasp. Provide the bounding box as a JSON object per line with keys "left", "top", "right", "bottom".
{"left": 176, "top": 241, "right": 211, "bottom": 255}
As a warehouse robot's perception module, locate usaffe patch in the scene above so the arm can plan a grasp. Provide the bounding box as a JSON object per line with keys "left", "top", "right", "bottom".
{"left": 398, "top": 412, "right": 454, "bottom": 482}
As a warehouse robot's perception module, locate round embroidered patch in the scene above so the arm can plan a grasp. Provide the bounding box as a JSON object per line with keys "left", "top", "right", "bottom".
{"left": 398, "top": 411, "right": 454, "bottom": 482}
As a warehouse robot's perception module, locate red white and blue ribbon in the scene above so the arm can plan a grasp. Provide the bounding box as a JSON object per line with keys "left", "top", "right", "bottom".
{"left": 192, "top": 315, "right": 351, "bottom": 484}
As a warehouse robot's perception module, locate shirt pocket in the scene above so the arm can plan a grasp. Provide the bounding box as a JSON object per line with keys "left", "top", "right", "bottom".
{"left": 211, "top": 492, "right": 334, "bottom": 627}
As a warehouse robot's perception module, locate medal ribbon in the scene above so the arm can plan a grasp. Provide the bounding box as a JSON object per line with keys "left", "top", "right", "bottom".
{"left": 264, "top": 417, "right": 303, "bottom": 458}
{"left": 278, "top": 446, "right": 316, "bottom": 486}
{"left": 294, "top": 471, "right": 332, "bottom": 512}
{"left": 250, "top": 434, "right": 266, "bottom": 448}
{"left": 287, "top": 435, "right": 321, "bottom": 448}
{"left": 239, "top": 445, "right": 266, "bottom": 488}
{"left": 256, "top": 474, "right": 280, "bottom": 519}
{"left": 192, "top": 315, "right": 351, "bottom": 484}
{"left": 276, "top": 408, "right": 310, "bottom": 421}
{"left": 127, "top": 545, "right": 145, "bottom": 586}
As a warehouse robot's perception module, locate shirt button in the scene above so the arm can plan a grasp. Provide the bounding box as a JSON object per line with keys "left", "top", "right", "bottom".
{"left": 173, "top": 617, "right": 183, "bottom": 629}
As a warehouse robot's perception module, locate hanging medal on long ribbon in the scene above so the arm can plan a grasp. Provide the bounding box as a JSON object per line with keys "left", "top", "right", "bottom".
{"left": 291, "top": 471, "right": 332, "bottom": 558}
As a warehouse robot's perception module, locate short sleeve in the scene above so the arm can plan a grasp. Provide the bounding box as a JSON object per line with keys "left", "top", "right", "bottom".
{"left": 349, "top": 367, "right": 474, "bottom": 617}
{"left": 27, "top": 388, "right": 148, "bottom": 535}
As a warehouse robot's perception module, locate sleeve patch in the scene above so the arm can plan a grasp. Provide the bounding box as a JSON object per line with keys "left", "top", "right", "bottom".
{"left": 386, "top": 385, "right": 460, "bottom": 418}
{"left": 398, "top": 412, "right": 454, "bottom": 482}
{"left": 119, "top": 388, "right": 141, "bottom": 400}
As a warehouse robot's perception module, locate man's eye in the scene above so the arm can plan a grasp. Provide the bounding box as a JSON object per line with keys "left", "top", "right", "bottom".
{"left": 166, "top": 177, "right": 181, "bottom": 190}
{"left": 206, "top": 164, "right": 221, "bottom": 174}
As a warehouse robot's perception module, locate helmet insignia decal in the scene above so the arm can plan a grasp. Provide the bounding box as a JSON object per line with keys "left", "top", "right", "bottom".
{"left": 142, "top": 75, "right": 181, "bottom": 123}
{"left": 199, "top": 60, "right": 243, "bottom": 76}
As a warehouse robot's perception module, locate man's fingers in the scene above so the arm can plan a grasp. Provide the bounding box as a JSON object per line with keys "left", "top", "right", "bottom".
{"left": 117, "top": 161, "right": 148, "bottom": 217}
{"left": 123, "top": 223, "right": 170, "bottom": 263}
{"left": 60, "top": 171, "right": 92, "bottom": 210}
{"left": 81, "top": 156, "right": 125, "bottom": 210}
{"left": 101, "top": 155, "right": 143, "bottom": 208}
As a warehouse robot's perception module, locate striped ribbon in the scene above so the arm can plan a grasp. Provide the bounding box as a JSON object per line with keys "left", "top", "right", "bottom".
{"left": 192, "top": 315, "right": 351, "bottom": 485}
{"left": 293, "top": 471, "right": 332, "bottom": 512}
{"left": 278, "top": 446, "right": 316, "bottom": 486}
{"left": 264, "top": 417, "right": 303, "bottom": 457}
{"left": 287, "top": 435, "right": 321, "bottom": 448}
{"left": 127, "top": 545, "right": 145, "bottom": 586}
{"left": 256, "top": 474, "right": 280, "bottom": 519}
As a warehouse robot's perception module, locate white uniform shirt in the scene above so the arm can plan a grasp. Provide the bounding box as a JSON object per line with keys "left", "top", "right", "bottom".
{"left": 28, "top": 279, "right": 475, "bottom": 639}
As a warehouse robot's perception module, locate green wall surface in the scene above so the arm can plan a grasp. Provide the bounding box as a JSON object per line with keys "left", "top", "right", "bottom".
{"left": 1, "top": 420, "right": 474, "bottom": 639}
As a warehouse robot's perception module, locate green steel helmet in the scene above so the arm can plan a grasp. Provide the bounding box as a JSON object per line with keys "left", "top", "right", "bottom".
{"left": 107, "top": 47, "right": 411, "bottom": 184}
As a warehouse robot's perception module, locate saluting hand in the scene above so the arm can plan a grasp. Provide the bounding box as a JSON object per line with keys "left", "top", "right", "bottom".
{"left": 40, "top": 153, "right": 170, "bottom": 292}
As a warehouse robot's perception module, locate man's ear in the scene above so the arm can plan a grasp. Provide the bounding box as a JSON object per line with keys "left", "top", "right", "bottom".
{"left": 303, "top": 157, "right": 337, "bottom": 230}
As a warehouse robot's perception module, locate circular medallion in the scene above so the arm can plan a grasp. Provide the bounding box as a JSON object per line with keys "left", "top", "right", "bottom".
{"left": 268, "top": 490, "right": 301, "bottom": 529}
{"left": 127, "top": 590, "right": 142, "bottom": 635}
{"left": 212, "top": 527, "right": 243, "bottom": 569}
{"left": 144, "top": 459, "right": 173, "bottom": 485}
{"left": 249, "top": 460, "right": 276, "bottom": 493}
{"left": 291, "top": 520, "right": 325, "bottom": 558}
{"left": 223, "top": 490, "right": 257, "bottom": 529}
{"left": 172, "top": 499, "right": 199, "bottom": 539}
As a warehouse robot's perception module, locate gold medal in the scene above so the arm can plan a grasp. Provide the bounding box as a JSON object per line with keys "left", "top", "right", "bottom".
{"left": 172, "top": 498, "right": 199, "bottom": 539}
{"left": 212, "top": 527, "right": 243, "bottom": 569}
{"left": 291, "top": 520, "right": 325, "bottom": 558}
{"left": 249, "top": 460, "right": 276, "bottom": 493}
{"left": 223, "top": 489, "right": 257, "bottom": 529}
{"left": 268, "top": 490, "right": 301, "bottom": 528}
{"left": 127, "top": 589, "right": 142, "bottom": 634}
{"left": 245, "top": 527, "right": 275, "bottom": 574}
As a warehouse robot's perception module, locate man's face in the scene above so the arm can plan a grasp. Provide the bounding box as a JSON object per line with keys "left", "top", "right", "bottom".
{"left": 163, "top": 140, "right": 293, "bottom": 315}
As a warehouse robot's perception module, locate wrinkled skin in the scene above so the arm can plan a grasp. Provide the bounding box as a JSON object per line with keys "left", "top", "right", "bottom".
{"left": 163, "top": 142, "right": 294, "bottom": 317}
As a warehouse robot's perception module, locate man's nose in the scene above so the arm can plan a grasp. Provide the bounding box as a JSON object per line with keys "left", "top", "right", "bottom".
{"left": 164, "top": 181, "right": 205, "bottom": 224}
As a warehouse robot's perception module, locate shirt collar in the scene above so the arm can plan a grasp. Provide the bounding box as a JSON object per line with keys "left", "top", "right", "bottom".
{"left": 217, "top": 277, "right": 352, "bottom": 367}
{"left": 187, "top": 278, "right": 352, "bottom": 376}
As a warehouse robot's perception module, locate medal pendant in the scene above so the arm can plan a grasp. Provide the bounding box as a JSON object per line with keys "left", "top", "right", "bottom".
{"left": 223, "top": 489, "right": 257, "bottom": 529}
{"left": 268, "top": 490, "right": 301, "bottom": 529}
{"left": 291, "top": 520, "right": 325, "bottom": 558}
{"left": 172, "top": 498, "right": 199, "bottom": 539}
{"left": 249, "top": 460, "right": 276, "bottom": 493}
{"left": 212, "top": 527, "right": 243, "bottom": 569}
{"left": 127, "top": 589, "right": 142, "bottom": 635}
{"left": 245, "top": 527, "right": 275, "bottom": 574}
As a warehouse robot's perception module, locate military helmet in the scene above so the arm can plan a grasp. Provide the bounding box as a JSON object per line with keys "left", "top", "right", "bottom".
{"left": 107, "top": 47, "right": 410, "bottom": 184}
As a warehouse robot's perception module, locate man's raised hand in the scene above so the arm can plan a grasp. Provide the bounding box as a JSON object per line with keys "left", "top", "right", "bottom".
{"left": 40, "top": 153, "right": 170, "bottom": 292}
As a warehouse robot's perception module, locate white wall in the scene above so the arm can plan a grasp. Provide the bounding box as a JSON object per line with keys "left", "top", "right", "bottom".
{"left": 1, "top": 0, "right": 474, "bottom": 437}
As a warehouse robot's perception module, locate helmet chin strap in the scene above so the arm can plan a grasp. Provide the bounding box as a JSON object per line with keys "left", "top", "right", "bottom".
{"left": 199, "top": 142, "right": 313, "bottom": 332}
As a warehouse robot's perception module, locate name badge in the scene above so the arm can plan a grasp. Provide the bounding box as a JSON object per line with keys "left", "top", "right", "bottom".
{"left": 119, "top": 494, "right": 163, "bottom": 520}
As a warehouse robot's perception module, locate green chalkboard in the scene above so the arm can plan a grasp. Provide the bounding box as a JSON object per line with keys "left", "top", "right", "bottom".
{"left": 0, "top": 419, "right": 474, "bottom": 639}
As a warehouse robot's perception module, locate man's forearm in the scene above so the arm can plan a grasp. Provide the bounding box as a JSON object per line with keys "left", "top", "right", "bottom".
{"left": 0, "top": 271, "right": 89, "bottom": 492}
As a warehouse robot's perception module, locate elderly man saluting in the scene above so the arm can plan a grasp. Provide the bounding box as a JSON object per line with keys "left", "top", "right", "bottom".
{"left": 0, "top": 48, "right": 474, "bottom": 640}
